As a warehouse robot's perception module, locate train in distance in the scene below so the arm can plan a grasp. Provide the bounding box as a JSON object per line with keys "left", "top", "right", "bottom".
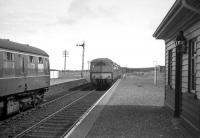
{"left": 0, "top": 39, "right": 50, "bottom": 119}
{"left": 90, "top": 58, "right": 122, "bottom": 90}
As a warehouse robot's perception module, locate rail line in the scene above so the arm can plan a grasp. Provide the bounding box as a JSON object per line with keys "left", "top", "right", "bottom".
{"left": 0, "top": 83, "right": 96, "bottom": 137}
{"left": 0, "top": 83, "right": 106, "bottom": 138}
{"left": 14, "top": 90, "right": 94, "bottom": 138}
{"left": 0, "top": 85, "right": 82, "bottom": 125}
{"left": 14, "top": 90, "right": 105, "bottom": 138}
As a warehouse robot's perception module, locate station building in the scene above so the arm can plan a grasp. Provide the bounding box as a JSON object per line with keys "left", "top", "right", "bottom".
{"left": 153, "top": 0, "right": 200, "bottom": 136}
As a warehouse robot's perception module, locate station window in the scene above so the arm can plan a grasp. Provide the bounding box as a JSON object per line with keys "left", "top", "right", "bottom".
{"left": 188, "top": 38, "right": 197, "bottom": 94}
{"left": 168, "top": 49, "right": 172, "bottom": 87}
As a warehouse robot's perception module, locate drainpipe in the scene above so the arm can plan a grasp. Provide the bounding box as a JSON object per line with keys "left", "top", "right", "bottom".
{"left": 182, "top": 0, "right": 200, "bottom": 14}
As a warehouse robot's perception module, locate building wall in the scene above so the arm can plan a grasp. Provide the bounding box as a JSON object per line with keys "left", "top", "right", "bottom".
{"left": 165, "top": 20, "right": 200, "bottom": 130}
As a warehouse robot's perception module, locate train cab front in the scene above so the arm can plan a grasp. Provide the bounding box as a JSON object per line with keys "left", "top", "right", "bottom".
{"left": 91, "top": 73, "right": 113, "bottom": 90}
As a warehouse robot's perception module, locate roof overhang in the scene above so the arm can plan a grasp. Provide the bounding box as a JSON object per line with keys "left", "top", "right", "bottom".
{"left": 153, "top": 0, "right": 200, "bottom": 40}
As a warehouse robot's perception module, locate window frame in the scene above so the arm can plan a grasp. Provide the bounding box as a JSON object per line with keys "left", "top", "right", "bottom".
{"left": 188, "top": 38, "right": 197, "bottom": 94}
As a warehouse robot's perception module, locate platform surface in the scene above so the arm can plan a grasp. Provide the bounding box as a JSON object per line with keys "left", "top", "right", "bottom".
{"left": 66, "top": 75, "right": 192, "bottom": 138}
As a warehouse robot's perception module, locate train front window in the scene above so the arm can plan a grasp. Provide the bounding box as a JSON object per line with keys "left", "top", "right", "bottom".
{"left": 96, "top": 62, "right": 106, "bottom": 66}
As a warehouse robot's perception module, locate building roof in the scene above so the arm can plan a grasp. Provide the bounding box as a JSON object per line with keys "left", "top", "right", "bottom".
{"left": 153, "top": 0, "right": 200, "bottom": 40}
{"left": 0, "top": 39, "right": 49, "bottom": 57}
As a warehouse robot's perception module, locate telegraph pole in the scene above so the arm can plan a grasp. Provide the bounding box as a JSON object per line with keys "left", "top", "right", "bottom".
{"left": 76, "top": 41, "right": 85, "bottom": 78}
{"left": 63, "top": 50, "right": 69, "bottom": 70}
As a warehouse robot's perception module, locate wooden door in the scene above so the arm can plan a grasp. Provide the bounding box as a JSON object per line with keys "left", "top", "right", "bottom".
{"left": 174, "top": 45, "right": 182, "bottom": 117}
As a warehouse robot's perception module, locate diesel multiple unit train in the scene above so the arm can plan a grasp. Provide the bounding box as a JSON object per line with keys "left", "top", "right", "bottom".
{"left": 90, "top": 58, "right": 122, "bottom": 89}
{"left": 0, "top": 39, "right": 122, "bottom": 118}
{"left": 0, "top": 39, "right": 50, "bottom": 118}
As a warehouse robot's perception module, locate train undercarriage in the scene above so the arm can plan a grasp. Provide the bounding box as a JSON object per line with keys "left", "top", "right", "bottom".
{"left": 93, "top": 79, "right": 113, "bottom": 90}
{"left": 0, "top": 88, "right": 48, "bottom": 119}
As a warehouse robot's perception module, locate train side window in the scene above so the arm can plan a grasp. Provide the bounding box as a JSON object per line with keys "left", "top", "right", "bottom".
{"left": 28, "top": 56, "right": 36, "bottom": 75}
{"left": 113, "top": 64, "right": 117, "bottom": 70}
{"left": 44, "top": 58, "right": 49, "bottom": 73}
{"left": 3, "top": 52, "right": 15, "bottom": 77}
{"left": 17, "top": 54, "right": 24, "bottom": 75}
{"left": 91, "top": 65, "right": 95, "bottom": 70}
{"left": 39, "top": 57, "right": 43, "bottom": 64}
{"left": 5, "top": 52, "right": 14, "bottom": 62}
{"left": 38, "top": 57, "right": 44, "bottom": 73}
{"left": 29, "top": 56, "right": 34, "bottom": 63}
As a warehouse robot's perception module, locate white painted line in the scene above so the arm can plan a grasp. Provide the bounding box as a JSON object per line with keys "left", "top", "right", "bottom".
{"left": 64, "top": 79, "right": 121, "bottom": 138}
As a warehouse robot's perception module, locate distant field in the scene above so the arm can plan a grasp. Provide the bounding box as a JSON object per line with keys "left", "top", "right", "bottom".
{"left": 50, "top": 69, "right": 165, "bottom": 87}
{"left": 50, "top": 70, "right": 90, "bottom": 82}
{"left": 126, "top": 71, "right": 165, "bottom": 87}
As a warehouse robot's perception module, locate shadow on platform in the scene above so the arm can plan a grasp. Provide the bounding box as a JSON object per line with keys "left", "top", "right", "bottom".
{"left": 86, "top": 105, "right": 192, "bottom": 138}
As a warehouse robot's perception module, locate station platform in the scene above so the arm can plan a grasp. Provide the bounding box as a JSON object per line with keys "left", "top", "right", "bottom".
{"left": 66, "top": 75, "right": 192, "bottom": 138}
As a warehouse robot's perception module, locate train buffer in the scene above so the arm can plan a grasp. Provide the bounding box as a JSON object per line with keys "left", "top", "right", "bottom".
{"left": 65, "top": 75, "right": 192, "bottom": 138}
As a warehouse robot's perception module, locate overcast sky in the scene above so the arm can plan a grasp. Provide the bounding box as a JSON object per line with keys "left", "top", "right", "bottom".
{"left": 0, "top": 0, "right": 175, "bottom": 70}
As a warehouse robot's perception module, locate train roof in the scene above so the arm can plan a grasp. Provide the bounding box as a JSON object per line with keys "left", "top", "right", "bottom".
{"left": 91, "top": 58, "right": 120, "bottom": 67}
{"left": 91, "top": 58, "right": 114, "bottom": 63}
{"left": 0, "top": 39, "right": 49, "bottom": 57}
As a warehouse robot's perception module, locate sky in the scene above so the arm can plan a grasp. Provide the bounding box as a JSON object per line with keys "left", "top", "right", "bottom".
{"left": 0, "top": 0, "right": 175, "bottom": 70}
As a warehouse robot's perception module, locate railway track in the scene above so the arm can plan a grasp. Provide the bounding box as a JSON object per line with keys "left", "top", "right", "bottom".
{"left": 0, "top": 83, "right": 106, "bottom": 138}
{"left": 0, "top": 83, "right": 91, "bottom": 124}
